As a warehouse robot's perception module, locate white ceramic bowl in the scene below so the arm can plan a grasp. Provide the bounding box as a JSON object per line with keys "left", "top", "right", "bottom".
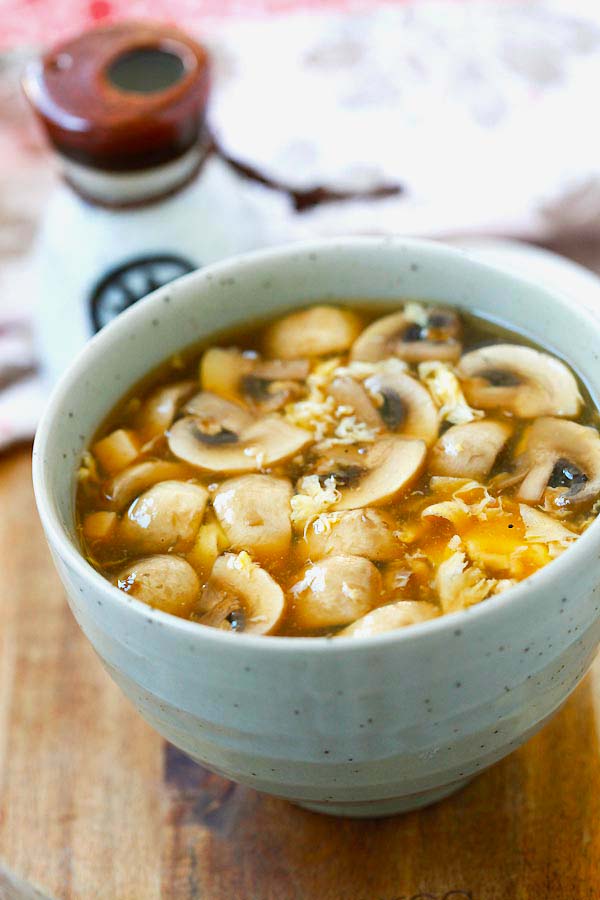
{"left": 33, "top": 238, "right": 600, "bottom": 818}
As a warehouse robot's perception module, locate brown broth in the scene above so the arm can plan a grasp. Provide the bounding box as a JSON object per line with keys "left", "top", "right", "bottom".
{"left": 76, "top": 301, "right": 600, "bottom": 637}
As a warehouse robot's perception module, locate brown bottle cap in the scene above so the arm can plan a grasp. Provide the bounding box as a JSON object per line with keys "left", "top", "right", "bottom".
{"left": 23, "top": 21, "right": 210, "bottom": 172}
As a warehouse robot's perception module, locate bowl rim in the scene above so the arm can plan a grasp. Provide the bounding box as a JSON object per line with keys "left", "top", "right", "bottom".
{"left": 32, "top": 235, "right": 600, "bottom": 655}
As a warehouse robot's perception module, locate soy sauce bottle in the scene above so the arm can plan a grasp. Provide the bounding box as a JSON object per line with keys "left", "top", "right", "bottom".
{"left": 24, "top": 21, "right": 292, "bottom": 382}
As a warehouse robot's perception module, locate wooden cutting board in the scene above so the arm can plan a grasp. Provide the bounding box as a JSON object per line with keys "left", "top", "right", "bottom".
{"left": 0, "top": 446, "right": 599, "bottom": 900}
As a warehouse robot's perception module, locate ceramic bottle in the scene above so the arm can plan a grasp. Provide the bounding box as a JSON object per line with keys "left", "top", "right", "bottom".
{"left": 24, "top": 21, "right": 292, "bottom": 382}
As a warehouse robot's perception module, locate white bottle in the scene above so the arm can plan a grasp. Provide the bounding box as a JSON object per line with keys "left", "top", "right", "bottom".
{"left": 24, "top": 21, "right": 293, "bottom": 383}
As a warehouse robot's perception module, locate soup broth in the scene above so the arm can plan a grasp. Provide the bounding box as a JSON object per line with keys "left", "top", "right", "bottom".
{"left": 76, "top": 301, "right": 600, "bottom": 638}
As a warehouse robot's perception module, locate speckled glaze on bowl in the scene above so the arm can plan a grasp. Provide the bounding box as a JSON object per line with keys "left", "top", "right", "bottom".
{"left": 33, "top": 238, "right": 600, "bottom": 817}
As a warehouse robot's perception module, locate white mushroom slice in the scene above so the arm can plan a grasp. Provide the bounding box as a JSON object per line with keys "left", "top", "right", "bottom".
{"left": 329, "top": 436, "right": 427, "bottom": 510}
{"left": 198, "top": 552, "right": 285, "bottom": 634}
{"left": 456, "top": 345, "right": 582, "bottom": 418}
{"left": 201, "top": 348, "right": 308, "bottom": 411}
{"left": 114, "top": 554, "right": 200, "bottom": 617}
{"left": 252, "top": 358, "right": 310, "bottom": 380}
{"left": 183, "top": 391, "right": 253, "bottom": 432}
{"left": 338, "top": 601, "right": 440, "bottom": 637}
{"left": 515, "top": 417, "right": 600, "bottom": 508}
{"left": 213, "top": 475, "right": 292, "bottom": 562}
{"left": 328, "top": 377, "right": 383, "bottom": 429}
{"left": 136, "top": 380, "right": 196, "bottom": 441}
{"left": 365, "top": 370, "right": 439, "bottom": 445}
{"left": 168, "top": 414, "right": 311, "bottom": 474}
{"left": 304, "top": 508, "right": 398, "bottom": 561}
{"left": 351, "top": 308, "right": 462, "bottom": 363}
{"left": 263, "top": 306, "right": 362, "bottom": 359}
{"left": 119, "top": 481, "right": 208, "bottom": 554}
{"left": 105, "top": 460, "right": 194, "bottom": 510}
{"left": 289, "top": 555, "right": 381, "bottom": 629}
{"left": 200, "top": 348, "right": 251, "bottom": 401}
{"left": 429, "top": 419, "right": 513, "bottom": 479}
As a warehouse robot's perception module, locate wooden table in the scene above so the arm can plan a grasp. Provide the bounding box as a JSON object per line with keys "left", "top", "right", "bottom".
{"left": 0, "top": 447, "right": 599, "bottom": 899}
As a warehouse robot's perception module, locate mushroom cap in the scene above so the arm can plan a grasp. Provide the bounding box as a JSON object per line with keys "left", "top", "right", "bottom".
{"left": 337, "top": 600, "right": 440, "bottom": 637}
{"left": 328, "top": 377, "right": 383, "bottom": 430}
{"left": 263, "top": 305, "right": 362, "bottom": 359}
{"left": 456, "top": 345, "right": 582, "bottom": 418}
{"left": 350, "top": 308, "right": 462, "bottom": 363}
{"left": 365, "top": 370, "right": 439, "bottom": 445}
{"left": 114, "top": 554, "right": 200, "bottom": 617}
{"left": 200, "top": 348, "right": 252, "bottom": 402}
{"left": 105, "top": 460, "right": 194, "bottom": 511}
{"left": 135, "top": 380, "right": 196, "bottom": 442}
{"left": 213, "top": 474, "right": 293, "bottom": 563}
{"left": 429, "top": 419, "right": 513, "bottom": 479}
{"left": 198, "top": 552, "right": 285, "bottom": 634}
{"left": 331, "top": 436, "right": 427, "bottom": 510}
{"left": 168, "top": 413, "right": 312, "bottom": 473}
{"left": 201, "top": 347, "right": 308, "bottom": 411}
{"left": 184, "top": 390, "right": 253, "bottom": 431}
{"left": 119, "top": 480, "right": 209, "bottom": 554}
{"left": 515, "top": 417, "right": 600, "bottom": 508}
{"left": 304, "top": 508, "right": 399, "bottom": 561}
{"left": 289, "top": 554, "right": 381, "bottom": 629}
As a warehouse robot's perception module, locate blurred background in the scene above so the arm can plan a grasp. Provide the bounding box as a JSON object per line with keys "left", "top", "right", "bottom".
{"left": 2, "top": 0, "right": 600, "bottom": 447}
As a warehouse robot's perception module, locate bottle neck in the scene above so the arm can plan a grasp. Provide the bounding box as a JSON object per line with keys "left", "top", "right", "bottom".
{"left": 60, "top": 140, "right": 210, "bottom": 207}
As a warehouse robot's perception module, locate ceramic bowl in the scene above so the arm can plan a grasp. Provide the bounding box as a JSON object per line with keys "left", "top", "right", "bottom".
{"left": 32, "top": 238, "right": 600, "bottom": 817}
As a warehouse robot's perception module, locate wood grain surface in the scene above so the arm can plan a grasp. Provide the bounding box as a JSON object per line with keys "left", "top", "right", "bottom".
{"left": 0, "top": 448, "right": 599, "bottom": 900}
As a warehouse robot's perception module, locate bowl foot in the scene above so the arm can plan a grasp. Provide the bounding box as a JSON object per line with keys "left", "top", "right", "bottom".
{"left": 293, "top": 775, "right": 474, "bottom": 818}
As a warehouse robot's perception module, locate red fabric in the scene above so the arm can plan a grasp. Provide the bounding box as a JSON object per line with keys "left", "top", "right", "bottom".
{"left": 0, "top": 0, "right": 414, "bottom": 52}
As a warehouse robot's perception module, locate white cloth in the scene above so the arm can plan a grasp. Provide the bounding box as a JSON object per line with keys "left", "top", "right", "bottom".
{"left": 4, "top": 0, "right": 600, "bottom": 448}
{"left": 207, "top": 0, "right": 600, "bottom": 240}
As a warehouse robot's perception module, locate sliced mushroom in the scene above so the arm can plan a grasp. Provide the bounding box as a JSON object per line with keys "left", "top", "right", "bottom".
{"left": 105, "top": 460, "right": 193, "bottom": 510}
{"left": 169, "top": 404, "right": 312, "bottom": 474}
{"left": 242, "top": 373, "right": 305, "bottom": 414}
{"left": 337, "top": 601, "right": 440, "bottom": 637}
{"left": 263, "top": 306, "right": 362, "bottom": 359}
{"left": 114, "top": 554, "right": 200, "bottom": 617}
{"left": 136, "top": 380, "right": 196, "bottom": 441}
{"left": 351, "top": 307, "right": 462, "bottom": 363}
{"left": 289, "top": 555, "right": 381, "bottom": 629}
{"left": 201, "top": 348, "right": 309, "bottom": 411}
{"left": 312, "top": 444, "right": 365, "bottom": 480}
{"left": 304, "top": 508, "right": 399, "bottom": 561}
{"left": 328, "top": 377, "right": 383, "bottom": 429}
{"left": 183, "top": 390, "right": 253, "bottom": 432}
{"left": 200, "top": 347, "right": 250, "bottom": 402}
{"left": 456, "top": 345, "right": 582, "bottom": 418}
{"left": 213, "top": 475, "right": 293, "bottom": 562}
{"left": 514, "top": 417, "right": 600, "bottom": 508}
{"left": 364, "top": 370, "right": 439, "bottom": 445}
{"left": 315, "top": 436, "right": 426, "bottom": 510}
{"left": 198, "top": 552, "right": 285, "bottom": 634}
{"left": 429, "top": 419, "right": 513, "bottom": 479}
{"left": 119, "top": 481, "right": 208, "bottom": 554}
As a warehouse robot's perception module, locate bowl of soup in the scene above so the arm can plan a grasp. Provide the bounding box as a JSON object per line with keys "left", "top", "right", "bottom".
{"left": 33, "top": 238, "right": 600, "bottom": 817}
